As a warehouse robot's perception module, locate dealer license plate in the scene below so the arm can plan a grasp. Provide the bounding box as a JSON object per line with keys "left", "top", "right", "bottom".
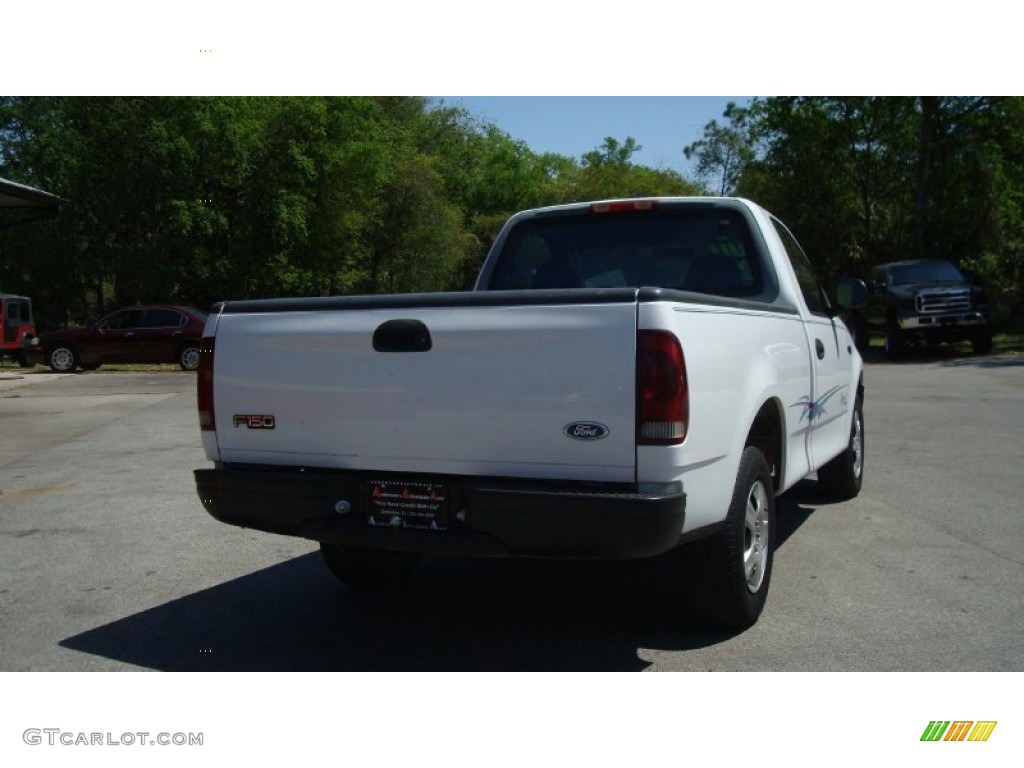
{"left": 367, "top": 479, "right": 449, "bottom": 531}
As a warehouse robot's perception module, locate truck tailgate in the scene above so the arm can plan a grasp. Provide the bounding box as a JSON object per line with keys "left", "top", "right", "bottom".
{"left": 211, "top": 296, "right": 639, "bottom": 483}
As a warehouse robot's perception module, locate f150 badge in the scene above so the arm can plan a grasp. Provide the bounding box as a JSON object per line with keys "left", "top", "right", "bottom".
{"left": 564, "top": 422, "right": 609, "bottom": 440}
{"left": 233, "top": 414, "right": 276, "bottom": 429}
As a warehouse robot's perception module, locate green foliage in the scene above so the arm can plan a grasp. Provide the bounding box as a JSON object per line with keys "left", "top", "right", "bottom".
{"left": 569, "top": 137, "right": 701, "bottom": 202}
{"left": 690, "top": 96, "right": 1024, "bottom": 323}
{"left": 4, "top": 96, "right": 1022, "bottom": 333}
{"left": 1, "top": 97, "right": 482, "bottom": 325}
{"left": 739, "top": 97, "right": 923, "bottom": 282}
{"left": 683, "top": 102, "right": 754, "bottom": 195}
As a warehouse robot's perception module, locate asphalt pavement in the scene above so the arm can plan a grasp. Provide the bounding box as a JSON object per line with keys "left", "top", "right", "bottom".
{"left": 1, "top": 355, "right": 1022, "bottom": 671}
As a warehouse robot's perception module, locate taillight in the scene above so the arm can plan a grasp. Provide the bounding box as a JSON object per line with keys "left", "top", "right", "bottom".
{"left": 637, "top": 330, "right": 688, "bottom": 445}
{"left": 197, "top": 336, "right": 216, "bottom": 431}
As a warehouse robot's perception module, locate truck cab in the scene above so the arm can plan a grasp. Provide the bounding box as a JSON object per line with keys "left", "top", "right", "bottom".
{"left": 0, "top": 293, "right": 36, "bottom": 367}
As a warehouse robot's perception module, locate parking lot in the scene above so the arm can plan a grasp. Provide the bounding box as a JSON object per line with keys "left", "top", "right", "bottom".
{"left": 1, "top": 354, "right": 1023, "bottom": 671}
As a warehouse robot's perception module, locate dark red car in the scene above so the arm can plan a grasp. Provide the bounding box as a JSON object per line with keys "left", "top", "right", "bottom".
{"left": 30, "top": 305, "right": 208, "bottom": 372}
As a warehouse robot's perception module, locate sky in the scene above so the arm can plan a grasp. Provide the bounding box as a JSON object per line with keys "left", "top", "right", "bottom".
{"left": 438, "top": 97, "right": 750, "bottom": 177}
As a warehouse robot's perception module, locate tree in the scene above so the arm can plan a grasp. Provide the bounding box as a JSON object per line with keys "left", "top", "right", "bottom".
{"left": 735, "top": 96, "right": 1024, "bottom": 324}
{"left": 572, "top": 137, "right": 699, "bottom": 201}
{"left": 8, "top": 95, "right": 1017, "bottom": 332}
{"left": 582, "top": 136, "right": 642, "bottom": 168}
{"left": 683, "top": 101, "right": 754, "bottom": 195}
{"left": 740, "top": 97, "right": 919, "bottom": 282}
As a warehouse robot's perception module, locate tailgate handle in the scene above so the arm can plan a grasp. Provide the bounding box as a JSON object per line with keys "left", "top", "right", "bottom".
{"left": 373, "top": 319, "right": 432, "bottom": 352}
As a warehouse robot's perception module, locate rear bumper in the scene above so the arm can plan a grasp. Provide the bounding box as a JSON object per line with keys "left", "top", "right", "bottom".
{"left": 195, "top": 466, "right": 686, "bottom": 560}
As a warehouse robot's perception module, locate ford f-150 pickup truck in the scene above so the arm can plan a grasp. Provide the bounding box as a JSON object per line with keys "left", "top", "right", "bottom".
{"left": 194, "top": 197, "right": 867, "bottom": 629}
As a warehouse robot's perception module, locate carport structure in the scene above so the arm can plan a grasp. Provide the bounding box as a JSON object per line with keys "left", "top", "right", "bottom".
{"left": 1, "top": 177, "right": 68, "bottom": 364}
{"left": 0, "top": 176, "right": 68, "bottom": 230}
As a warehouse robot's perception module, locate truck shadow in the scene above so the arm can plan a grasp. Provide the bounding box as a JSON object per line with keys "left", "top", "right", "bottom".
{"left": 61, "top": 488, "right": 822, "bottom": 672}
{"left": 59, "top": 555, "right": 708, "bottom": 671}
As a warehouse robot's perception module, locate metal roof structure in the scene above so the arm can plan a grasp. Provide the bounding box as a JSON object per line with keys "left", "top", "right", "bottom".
{"left": 0, "top": 177, "right": 69, "bottom": 230}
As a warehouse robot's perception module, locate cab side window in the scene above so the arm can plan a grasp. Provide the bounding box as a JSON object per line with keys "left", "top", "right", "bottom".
{"left": 100, "top": 310, "right": 141, "bottom": 330}
{"left": 772, "top": 218, "right": 830, "bottom": 316}
{"left": 140, "top": 309, "right": 185, "bottom": 328}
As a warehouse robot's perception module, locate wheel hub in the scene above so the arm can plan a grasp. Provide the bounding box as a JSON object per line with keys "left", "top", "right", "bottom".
{"left": 743, "top": 479, "right": 770, "bottom": 593}
{"left": 851, "top": 412, "right": 864, "bottom": 478}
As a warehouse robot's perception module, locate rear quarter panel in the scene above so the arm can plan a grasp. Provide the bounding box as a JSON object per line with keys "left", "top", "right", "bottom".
{"left": 638, "top": 299, "right": 813, "bottom": 532}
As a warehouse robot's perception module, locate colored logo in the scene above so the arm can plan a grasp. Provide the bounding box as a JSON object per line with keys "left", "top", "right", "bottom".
{"left": 563, "top": 422, "right": 610, "bottom": 440}
{"left": 791, "top": 385, "right": 845, "bottom": 423}
{"left": 921, "top": 721, "right": 997, "bottom": 742}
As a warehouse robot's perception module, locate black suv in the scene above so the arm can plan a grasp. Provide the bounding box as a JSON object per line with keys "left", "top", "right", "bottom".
{"left": 853, "top": 260, "right": 991, "bottom": 358}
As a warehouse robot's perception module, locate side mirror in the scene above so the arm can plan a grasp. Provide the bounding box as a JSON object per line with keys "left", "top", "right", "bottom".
{"left": 835, "top": 278, "right": 868, "bottom": 309}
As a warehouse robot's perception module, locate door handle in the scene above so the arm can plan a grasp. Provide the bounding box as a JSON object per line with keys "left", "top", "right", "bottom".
{"left": 815, "top": 338, "right": 825, "bottom": 360}
{"left": 373, "top": 319, "right": 432, "bottom": 352}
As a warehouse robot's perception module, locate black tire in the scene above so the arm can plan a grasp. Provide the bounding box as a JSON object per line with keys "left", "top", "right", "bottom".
{"left": 178, "top": 344, "right": 201, "bottom": 371}
{"left": 682, "top": 446, "right": 775, "bottom": 630}
{"left": 16, "top": 350, "right": 32, "bottom": 368}
{"left": 971, "top": 328, "right": 993, "bottom": 355}
{"left": 884, "top": 318, "right": 904, "bottom": 360}
{"left": 320, "top": 543, "right": 421, "bottom": 590}
{"left": 818, "top": 394, "right": 864, "bottom": 500}
{"left": 47, "top": 344, "right": 79, "bottom": 373}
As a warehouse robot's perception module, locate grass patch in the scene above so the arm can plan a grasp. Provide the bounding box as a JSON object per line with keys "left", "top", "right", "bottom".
{"left": 994, "top": 332, "right": 1024, "bottom": 354}
{"left": 993, "top": 318, "right": 1024, "bottom": 354}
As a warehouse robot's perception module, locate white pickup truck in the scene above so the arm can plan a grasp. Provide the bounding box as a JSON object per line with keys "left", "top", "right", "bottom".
{"left": 194, "top": 197, "right": 867, "bottom": 628}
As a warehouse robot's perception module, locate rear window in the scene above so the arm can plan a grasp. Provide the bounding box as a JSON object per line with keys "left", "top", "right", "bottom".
{"left": 485, "top": 207, "right": 775, "bottom": 300}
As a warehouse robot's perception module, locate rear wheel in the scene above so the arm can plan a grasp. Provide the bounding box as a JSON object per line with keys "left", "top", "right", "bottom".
{"left": 320, "top": 543, "right": 421, "bottom": 590}
{"left": 682, "top": 446, "right": 775, "bottom": 629}
{"left": 178, "top": 344, "right": 201, "bottom": 371}
{"left": 818, "top": 394, "right": 864, "bottom": 499}
{"left": 47, "top": 345, "right": 78, "bottom": 373}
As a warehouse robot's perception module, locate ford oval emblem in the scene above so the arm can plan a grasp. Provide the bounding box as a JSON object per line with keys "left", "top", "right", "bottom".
{"left": 564, "top": 422, "right": 610, "bottom": 440}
